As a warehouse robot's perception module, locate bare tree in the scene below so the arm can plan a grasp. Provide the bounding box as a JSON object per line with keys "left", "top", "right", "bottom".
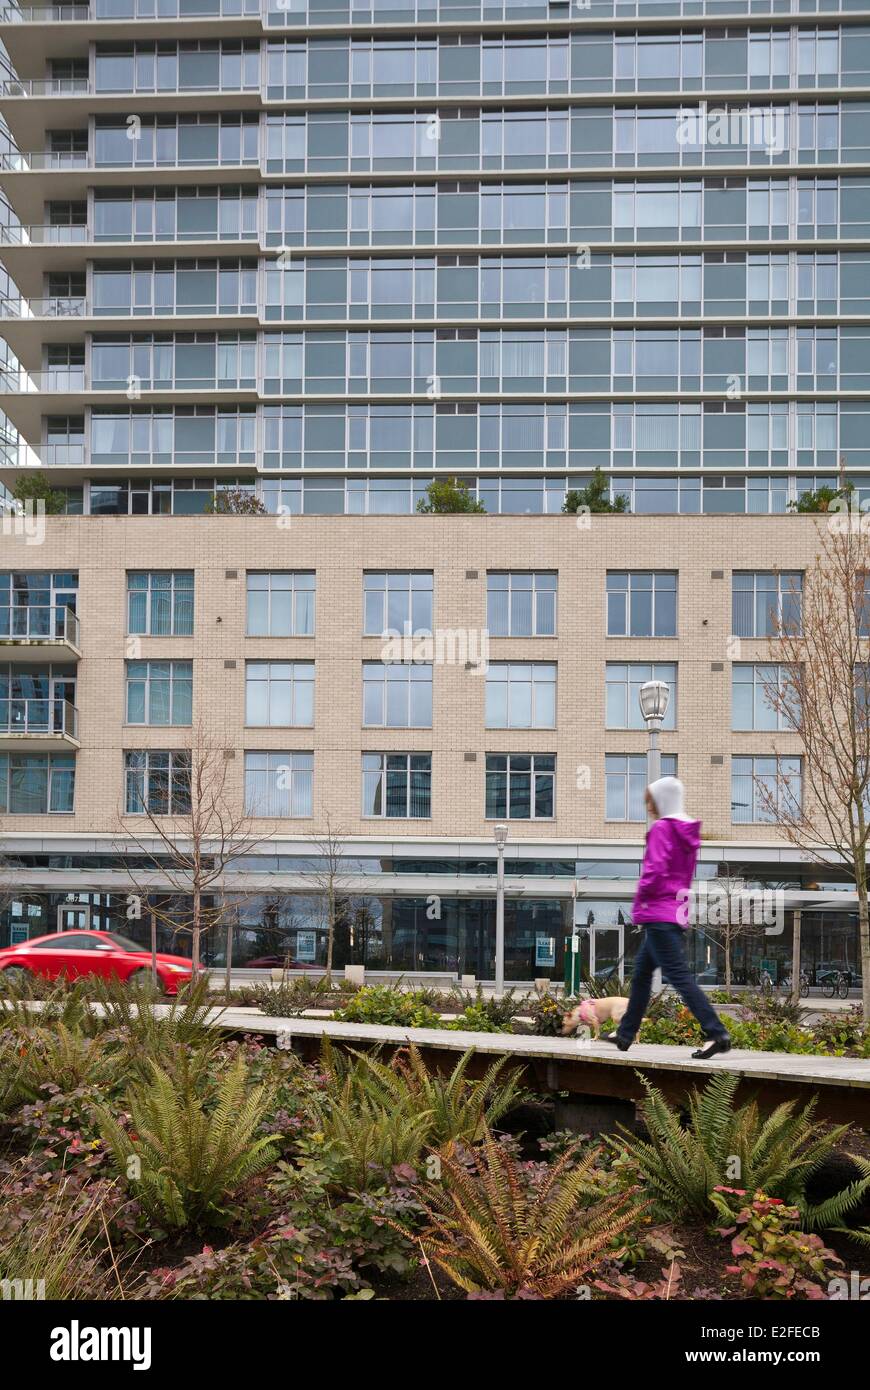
{"left": 698, "top": 862, "right": 766, "bottom": 992}
{"left": 755, "top": 520, "right": 870, "bottom": 1018}
{"left": 307, "top": 815, "right": 353, "bottom": 985}
{"left": 118, "top": 720, "right": 268, "bottom": 975}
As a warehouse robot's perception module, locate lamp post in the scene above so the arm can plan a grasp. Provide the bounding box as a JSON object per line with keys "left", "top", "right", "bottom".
{"left": 638, "top": 678, "right": 670, "bottom": 807}
{"left": 639, "top": 679, "right": 670, "bottom": 995}
{"left": 493, "top": 823, "right": 508, "bottom": 996}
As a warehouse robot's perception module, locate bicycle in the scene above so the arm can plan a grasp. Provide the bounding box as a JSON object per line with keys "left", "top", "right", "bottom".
{"left": 822, "top": 970, "right": 850, "bottom": 1000}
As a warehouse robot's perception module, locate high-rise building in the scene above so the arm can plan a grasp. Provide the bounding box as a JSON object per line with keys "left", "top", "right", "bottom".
{"left": 0, "top": 1, "right": 866, "bottom": 985}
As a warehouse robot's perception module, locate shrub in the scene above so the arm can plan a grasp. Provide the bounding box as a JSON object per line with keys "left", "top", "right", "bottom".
{"left": 97, "top": 1056, "right": 281, "bottom": 1229}
{"left": 240, "top": 975, "right": 341, "bottom": 1016}
{"left": 562, "top": 469, "right": 629, "bottom": 515}
{"left": 612, "top": 1072, "right": 870, "bottom": 1230}
{"left": 711, "top": 1188, "right": 843, "bottom": 1299}
{"left": 445, "top": 1004, "right": 513, "bottom": 1033}
{"left": 530, "top": 993, "right": 569, "bottom": 1036}
{"left": 11, "top": 473, "right": 68, "bottom": 515}
{"left": 447, "top": 985, "right": 524, "bottom": 1029}
{"left": 415, "top": 477, "right": 485, "bottom": 513}
{"left": 14, "top": 1082, "right": 109, "bottom": 1173}
{"left": 400, "top": 1130, "right": 642, "bottom": 1298}
{"left": 738, "top": 991, "right": 810, "bottom": 1029}
{"left": 334, "top": 985, "right": 441, "bottom": 1029}
{"left": 638, "top": 1005, "right": 705, "bottom": 1047}
{"left": 810, "top": 1006, "right": 865, "bottom": 1053}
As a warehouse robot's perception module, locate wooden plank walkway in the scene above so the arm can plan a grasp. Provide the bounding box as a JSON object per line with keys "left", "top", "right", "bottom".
{"left": 216, "top": 1008, "right": 870, "bottom": 1123}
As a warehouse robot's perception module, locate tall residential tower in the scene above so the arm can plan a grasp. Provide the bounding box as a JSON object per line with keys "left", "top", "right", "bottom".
{"left": 0, "top": 1, "right": 866, "bottom": 984}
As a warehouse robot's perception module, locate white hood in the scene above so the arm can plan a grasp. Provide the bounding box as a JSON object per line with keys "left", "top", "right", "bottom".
{"left": 648, "top": 775, "right": 693, "bottom": 821}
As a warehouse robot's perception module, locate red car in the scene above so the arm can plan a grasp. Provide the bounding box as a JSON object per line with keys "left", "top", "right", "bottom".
{"left": 0, "top": 930, "right": 193, "bottom": 995}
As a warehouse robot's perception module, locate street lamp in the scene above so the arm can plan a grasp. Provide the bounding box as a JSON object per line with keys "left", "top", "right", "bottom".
{"left": 638, "top": 678, "right": 670, "bottom": 796}
{"left": 493, "top": 823, "right": 508, "bottom": 996}
{"left": 639, "top": 679, "right": 670, "bottom": 997}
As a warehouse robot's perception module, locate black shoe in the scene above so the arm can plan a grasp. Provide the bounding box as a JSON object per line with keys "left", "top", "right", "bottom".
{"left": 601, "top": 1034, "right": 631, "bottom": 1052}
{"left": 691, "top": 1037, "right": 732, "bottom": 1060}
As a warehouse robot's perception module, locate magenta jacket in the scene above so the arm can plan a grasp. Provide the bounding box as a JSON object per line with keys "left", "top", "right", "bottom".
{"left": 632, "top": 816, "right": 702, "bottom": 926}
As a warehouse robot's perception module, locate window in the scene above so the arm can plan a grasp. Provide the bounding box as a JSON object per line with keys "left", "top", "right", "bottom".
{"left": 125, "top": 660, "right": 192, "bottom": 725}
{"left": 33, "top": 935, "right": 94, "bottom": 951}
{"left": 606, "top": 753, "right": 677, "bottom": 822}
{"left": 732, "top": 572, "right": 803, "bottom": 637}
{"left": 606, "top": 572, "right": 677, "bottom": 637}
{"left": 246, "top": 572, "right": 315, "bottom": 636}
{"left": 732, "top": 755, "right": 802, "bottom": 823}
{"left": 245, "top": 662, "right": 314, "bottom": 726}
{"left": 606, "top": 663, "right": 677, "bottom": 729}
{"left": 485, "top": 663, "right": 556, "bottom": 727}
{"left": 125, "top": 750, "right": 191, "bottom": 816}
{"left": 127, "top": 571, "right": 194, "bottom": 636}
{"left": 732, "top": 664, "right": 799, "bottom": 730}
{"left": 362, "top": 662, "right": 432, "bottom": 727}
{"left": 362, "top": 752, "right": 431, "bottom": 817}
{"left": 485, "top": 753, "right": 555, "bottom": 819}
{"left": 244, "top": 751, "right": 313, "bottom": 817}
{"left": 0, "top": 753, "right": 75, "bottom": 813}
{"left": 363, "top": 572, "right": 433, "bottom": 636}
{"left": 487, "top": 572, "right": 557, "bottom": 636}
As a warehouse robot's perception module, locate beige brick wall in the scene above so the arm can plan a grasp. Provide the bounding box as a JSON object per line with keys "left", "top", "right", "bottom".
{"left": 0, "top": 511, "right": 824, "bottom": 844}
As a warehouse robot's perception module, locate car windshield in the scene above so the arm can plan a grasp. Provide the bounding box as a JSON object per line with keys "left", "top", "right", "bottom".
{"left": 104, "top": 932, "right": 148, "bottom": 953}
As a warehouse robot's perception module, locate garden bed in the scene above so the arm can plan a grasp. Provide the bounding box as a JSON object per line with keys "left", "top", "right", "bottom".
{"left": 1, "top": 974, "right": 867, "bottom": 1304}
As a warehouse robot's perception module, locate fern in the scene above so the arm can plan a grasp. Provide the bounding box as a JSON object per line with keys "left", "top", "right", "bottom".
{"left": 394, "top": 1129, "right": 642, "bottom": 1298}
{"left": 97, "top": 1056, "right": 280, "bottom": 1229}
{"left": 612, "top": 1072, "right": 870, "bottom": 1230}
{"left": 307, "top": 1043, "right": 525, "bottom": 1188}
{"left": 16, "top": 1024, "right": 127, "bottom": 1100}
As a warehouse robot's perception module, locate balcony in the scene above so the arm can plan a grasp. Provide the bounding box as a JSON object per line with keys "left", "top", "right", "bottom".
{"left": 0, "top": 1, "right": 260, "bottom": 20}
{"left": 0, "top": 5, "right": 92, "bottom": 18}
{"left": 0, "top": 367, "right": 86, "bottom": 392}
{"left": 0, "top": 294, "right": 86, "bottom": 319}
{"left": 1, "top": 78, "right": 89, "bottom": 96}
{"left": 0, "top": 148, "right": 259, "bottom": 171}
{"left": 0, "top": 223, "right": 89, "bottom": 245}
{"left": 0, "top": 696, "right": 80, "bottom": 748}
{"left": 0, "top": 604, "right": 81, "bottom": 659}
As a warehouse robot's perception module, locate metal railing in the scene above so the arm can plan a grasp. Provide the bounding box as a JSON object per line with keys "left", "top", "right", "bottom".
{"left": 0, "top": 1, "right": 259, "bottom": 19}
{"left": 0, "top": 6, "right": 90, "bottom": 19}
{"left": 0, "top": 224, "right": 88, "bottom": 245}
{"left": 0, "top": 150, "right": 259, "bottom": 171}
{"left": 0, "top": 368, "right": 86, "bottom": 392}
{"left": 0, "top": 604, "right": 80, "bottom": 646}
{"left": 0, "top": 296, "right": 86, "bottom": 318}
{"left": 0, "top": 697, "right": 79, "bottom": 738}
{"left": 1, "top": 78, "right": 89, "bottom": 96}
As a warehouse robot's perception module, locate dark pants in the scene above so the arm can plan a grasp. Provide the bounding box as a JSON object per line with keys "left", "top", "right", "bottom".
{"left": 618, "top": 923, "right": 728, "bottom": 1044}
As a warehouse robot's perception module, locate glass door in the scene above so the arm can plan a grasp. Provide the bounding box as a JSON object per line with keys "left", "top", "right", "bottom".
{"left": 57, "top": 904, "right": 91, "bottom": 932}
{"left": 590, "top": 925, "right": 624, "bottom": 985}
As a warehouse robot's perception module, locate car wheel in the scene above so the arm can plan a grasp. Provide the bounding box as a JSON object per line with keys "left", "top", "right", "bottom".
{"left": 124, "top": 968, "right": 152, "bottom": 992}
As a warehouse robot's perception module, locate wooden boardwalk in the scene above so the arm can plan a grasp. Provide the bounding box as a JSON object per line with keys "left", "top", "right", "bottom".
{"left": 216, "top": 1008, "right": 870, "bottom": 1125}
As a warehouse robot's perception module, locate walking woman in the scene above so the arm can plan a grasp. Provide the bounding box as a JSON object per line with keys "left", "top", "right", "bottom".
{"left": 606, "top": 775, "right": 731, "bottom": 1060}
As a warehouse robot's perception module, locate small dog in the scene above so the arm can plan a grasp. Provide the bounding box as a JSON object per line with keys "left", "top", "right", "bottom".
{"left": 562, "top": 996, "right": 629, "bottom": 1039}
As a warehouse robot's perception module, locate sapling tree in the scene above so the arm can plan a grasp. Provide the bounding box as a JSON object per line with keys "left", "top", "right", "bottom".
{"left": 755, "top": 521, "right": 870, "bottom": 1018}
